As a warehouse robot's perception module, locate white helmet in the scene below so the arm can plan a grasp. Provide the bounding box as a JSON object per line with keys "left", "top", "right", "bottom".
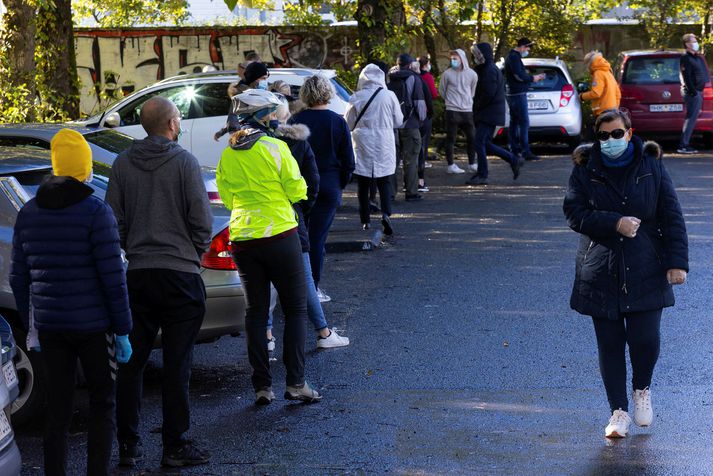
{"left": 232, "top": 89, "right": 283, "bottom": 118}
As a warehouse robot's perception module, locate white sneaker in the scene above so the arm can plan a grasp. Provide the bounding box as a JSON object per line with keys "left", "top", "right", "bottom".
{"left": 267, "top": 336, "right": 277, "bottom": 362}
{"left": 316, "top": 328, "right": 350, "bottom": 349}
{"left": 605, "top": 409, "right": 631, "bottom": 438}
{"left": 316, "top": 288, "right": 331, "bottom": 303}
{"left": 633, "top": 387, "right": 653, "bottom": 427}
{"left": 467, "top": 163, "right": 478, "bottom": 173}
{"left": 446, "top": 164, "right": 465, "bottom": 174}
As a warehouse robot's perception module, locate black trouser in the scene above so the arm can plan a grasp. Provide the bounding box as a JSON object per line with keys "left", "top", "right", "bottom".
{"left": 592, "top": 309, "right": 662, "bottom": 412}
{"left": 117, "top": 269, "right": 205, "bottom": 450}
{"left": 418, "top": 117, "right": 433, "bottom": 180}
{"left": 356, "top": 174, "right": 392, "bottom": 224}
{"left": 40, "top": 330, "right": 117, "bottom": 476}
{"left": 444, "top": 110, "right": 477, "bottom": 165}
{"left": 232, "top": 232, "right": 307, "bottom": 390}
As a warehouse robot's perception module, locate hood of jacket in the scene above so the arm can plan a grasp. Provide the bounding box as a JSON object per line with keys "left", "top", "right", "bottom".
{"left": 452, "top": 49, "right": 472, "bottom": 72}
{"left": 126, "top": 135, "right": 186, "bottom": 171}
{"left": 590, "top": 55, "right": 612, "bottom": 73}
{"left": 388, "top": 67, "right": 418, "bottom": 82}
{"left": 36, "top": 175, "right": 94, "bottom": 209}
{"left": 358, "top": 63, "right": 387, "bottom": 90}
{"left": 477, "top": 43, "right": 495, "bottom": 65}
{"left": 572, "top": 136, "right": 662, "bottom": 166}
{"left": 274, "top": 123, "right": 310, "bottom": 142}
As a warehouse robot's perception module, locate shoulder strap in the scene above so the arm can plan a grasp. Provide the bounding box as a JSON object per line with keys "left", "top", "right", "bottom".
{"left": 351, "top": 87, "right": 382, "bottom": 131}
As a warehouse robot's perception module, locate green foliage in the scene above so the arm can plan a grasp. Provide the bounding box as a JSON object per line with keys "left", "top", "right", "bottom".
{"left": 72, "top": 0, "right": 190, "bottom": 27}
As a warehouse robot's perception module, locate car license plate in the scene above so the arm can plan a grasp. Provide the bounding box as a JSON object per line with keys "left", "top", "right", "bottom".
{"left": 649, "top": 104, "right": 683, "bottom": 112}
{"left": 528, "top": 100, "right": 549, "bottom": 110}
{"left": 0, "top": 410, "right": 11, "bottom": 440}
{"left": 2, "top": 361, "right": 16, "bottom": 388}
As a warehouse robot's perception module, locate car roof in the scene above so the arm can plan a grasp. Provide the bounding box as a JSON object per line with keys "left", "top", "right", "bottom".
{"left": 619, "top": 49, "right": 685, "bottom": 57}
{"left": 0, "top": 145, "right": 53, "bottom": 175}
{"left": 156, "top": 67, "right": 337, "bottom": 85}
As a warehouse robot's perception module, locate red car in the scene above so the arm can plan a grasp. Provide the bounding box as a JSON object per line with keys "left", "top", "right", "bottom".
{"left": 614, "top": 50, "right": 713, "bottom": 147}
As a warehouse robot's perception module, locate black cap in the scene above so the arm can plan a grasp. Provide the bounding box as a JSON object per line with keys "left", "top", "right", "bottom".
{"left": 398, "top": 54, "right": 415, "bottom": 66}
{"left": 517, "top": 38, "right": 534, "bottom": 47}
{"left": 244, "top": 62, "right": 269, "bottom": 85}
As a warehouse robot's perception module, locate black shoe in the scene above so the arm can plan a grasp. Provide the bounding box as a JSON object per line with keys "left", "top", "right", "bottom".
{"left": 368, "top": 200, "right": 380, "bottom": 212}
{"left": 119, "top": 442, "right": 143, "bottom": 467}
{"left": 161, "top": 441, "right": 210, "bottom": 467}
{"left": 465, "top": 175, "right": 488, "bottom": 186}
{"left": 676, "top": 146, "right": 698, "bottom": 154}
{"left": 362, "top": 223, "right": 370, "bottom": 231}
{"left": 511, "top": 155, "right": 524, "bottom": 180}
{"left": 404, "top": 194, "right": 423, "bottom": 202}
{"left": 381, "top": 214, "right": 393, "bottom": 236}
{"left": 524, "top": 153, "right": 541, "bottom": 161}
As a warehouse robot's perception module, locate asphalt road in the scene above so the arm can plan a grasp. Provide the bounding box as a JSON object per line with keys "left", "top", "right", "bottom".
{"left": 15, "top": 143, "right": 713, "bottom": 475}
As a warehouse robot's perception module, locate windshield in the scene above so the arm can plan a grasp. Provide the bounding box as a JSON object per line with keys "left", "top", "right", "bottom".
{"left": 83, "top": 130, "right": 134, "bottom": 154}
{"left": 623, "top": 57, "right": 680, "bottom": 85}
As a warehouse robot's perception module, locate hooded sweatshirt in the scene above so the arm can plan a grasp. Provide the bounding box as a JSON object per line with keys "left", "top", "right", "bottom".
{"left": 438, "top": 49, "right": 478, "bottom": 112}
{"left": 106, "top": 135, "right": 212, "bottom": 274}
{"left": 472, "top": 42, "right": 507, "bottom": 126}
{"left": 581, "top": 55, "right": 621, "bottom": 116}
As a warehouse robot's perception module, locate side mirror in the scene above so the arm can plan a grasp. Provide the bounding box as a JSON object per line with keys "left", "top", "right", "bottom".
{"left": 104, "top": 112, "right": 121, "bottom": 128}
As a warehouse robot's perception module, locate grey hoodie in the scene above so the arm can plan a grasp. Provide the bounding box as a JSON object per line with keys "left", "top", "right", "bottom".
{"left": 438, "top": 49, "right": 479, "bottom": 112}
{"left": 106, "top": 135, "right": 212, "bottom": 274}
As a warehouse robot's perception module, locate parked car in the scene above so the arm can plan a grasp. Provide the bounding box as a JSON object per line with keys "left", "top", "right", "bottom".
{"left": 614, "top": 49, "right": 713, "bottom": 146}
{"left": 0, "top": 143, "right": 245, "bottom": 427}
{"left": 73, "top": 68, "right": 353, "bottom": 167}
{"left": 0, "top": 314, "right": 22, "bottom": 476}
{"left": 496, "top": 57, "right": 583, "bottom": 149}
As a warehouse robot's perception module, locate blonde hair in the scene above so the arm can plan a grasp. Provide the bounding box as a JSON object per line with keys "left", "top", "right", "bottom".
{"left": 270, "top": 80, "right": 292, "bottom": 96}
{"left": 299, "top": 75, "right": 334, "bottom": 107}
{"left": 584, "top": 50, "right": 601, "bottom": 69}
{"left": 228, "top": 129, "right": 252, "bottom": 147}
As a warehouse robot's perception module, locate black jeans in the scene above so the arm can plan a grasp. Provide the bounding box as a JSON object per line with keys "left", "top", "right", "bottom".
{"left": 232, "top": 232, "right": 307, "bottom": 390}
{"left": 356, "top": 174, "right": 392, "bottom": 224}
{"left": 474, "top": 123, "right": 516, "bottom": 178}
{"left": 40, "top": 330, "right": 117, "bottom": 476}
{"left": 592, "top": 309, "right": 662, "bottom": 412}
{"left": 418, "top": 117, "right": 433, "bottom": 180}
{"left": 117, "top": 269, "right": 205, "bottom": 450}
{"left": 444, "top": 110, "right": 477, "bottom": 165}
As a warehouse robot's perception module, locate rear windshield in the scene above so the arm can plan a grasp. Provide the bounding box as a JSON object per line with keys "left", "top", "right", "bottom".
{"left": 83, "top": 130, "right": 134, "bottom": 154}
{"left": 525, "top": 66, "right": 568, "bottom": 92}
{"left": 622, "top": 57, "right": 680, "bottom": 85}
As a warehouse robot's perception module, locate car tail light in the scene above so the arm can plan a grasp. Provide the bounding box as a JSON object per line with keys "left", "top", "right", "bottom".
{"left": 559, "top": 127, "right": 567, "bottom": 135}
{"left": 201, "top": 227, "right": 237, "bottom": 270}
{"left": 496, "top": 128, "right": 505, "bottom": 136}
{"left": 560, "top": 84, "right": 574, "bottom": 107}
{"left": 703, "top": 87, "right": 713, "bottom": 101}
{"left": 207, "top": 191, "right": 222, "bottom": 205}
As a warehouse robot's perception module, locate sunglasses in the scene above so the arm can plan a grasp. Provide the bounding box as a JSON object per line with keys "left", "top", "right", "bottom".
{"left": 596, "top": 128, "right": 628, "bottom": 141}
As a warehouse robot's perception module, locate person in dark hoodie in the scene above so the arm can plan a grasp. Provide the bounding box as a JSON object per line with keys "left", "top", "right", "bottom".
{"left": 106, "top": 97, "right": 213, "bottom": 468}
{"left": 466, "top": 42, "right": 524, "bottom": 186}
{"left": 214, "top": 61, "right": 271, "bottom": 141}
{"left": 10, "top": 128, "right": 133, "bottom": 476}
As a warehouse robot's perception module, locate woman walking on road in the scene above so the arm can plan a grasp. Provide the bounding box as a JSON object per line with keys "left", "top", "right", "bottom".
{"left": 563, "top": 109, "right": 688, "bottom": 438}
{"left": 217, "top": 89, "right": 322, "bottom": 404}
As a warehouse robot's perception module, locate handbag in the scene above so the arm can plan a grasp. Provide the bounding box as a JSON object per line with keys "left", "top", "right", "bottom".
{"left": 350, "top": 87, "right": 382, "bottom": 131}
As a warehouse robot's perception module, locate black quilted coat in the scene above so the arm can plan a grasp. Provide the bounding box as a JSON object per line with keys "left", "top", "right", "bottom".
{"left": 563, "top": 136, "right": 688, "bottom": 319}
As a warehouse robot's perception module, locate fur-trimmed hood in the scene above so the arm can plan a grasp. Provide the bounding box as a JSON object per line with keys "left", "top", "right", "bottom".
{"left": 274, "top": 123, "right": 310, "bottom": 142}
{"left": 572, "top": 138, "right": 662, "bottom": 166}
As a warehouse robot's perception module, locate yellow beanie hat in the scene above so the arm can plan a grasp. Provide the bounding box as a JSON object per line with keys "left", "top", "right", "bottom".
{"left": 50, "top": 129, "right": 92, "bottom": 182}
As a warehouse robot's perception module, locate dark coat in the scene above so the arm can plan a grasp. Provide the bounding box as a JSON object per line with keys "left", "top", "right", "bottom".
{"left": 563, "top": 136, "right": 688, "bottom": 319}
{"left": 473, "top": 43, "right": 507, "bottom": 126}
{"left": 10, "top": 176, "right": 132, "bottom": 334}
{"left": 680, "top": 52, "right": 708, "bottom": 95}
{"left": 275, "top": 123, "right": 319, "bottom": 253}
{"left": 504, "top": 49, "right": 534, "bottom": 94}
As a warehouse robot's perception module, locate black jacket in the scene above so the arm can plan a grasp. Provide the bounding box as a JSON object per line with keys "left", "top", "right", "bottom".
{"left": 504, "top": 49, "right": 534, "bottom": 95}
{"left": 563, "top": 136, "right": 688, "bottom": 319}
{"left": 680, "top": 52, "right": 708, "bottom": 96}
{"left": 473, "top": 43, "right": 507, "bottom": 126}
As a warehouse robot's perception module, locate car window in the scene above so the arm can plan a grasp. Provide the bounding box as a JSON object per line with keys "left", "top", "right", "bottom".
{"left": 117, "top": 85, "right": 197, "bottom": 126}
{"left": 83, "top": 130, "right": 134, "bottom": 154}
{"left": 331, "top": 77, "right": 352, "bottom": 101}
{"left": 525, "top": 66, "right": 568, "bottom": 92}
{"left": 193, "top": 83, "right": 232, "bottom": 118}
{"left": 13, "top": 167, "right": 109, "bottom": 197}
{"left": 0, "top": 137, "right": 49, "bottom": 150}
{"left": 622, "top": 57, "right": 680, "bottom": 85}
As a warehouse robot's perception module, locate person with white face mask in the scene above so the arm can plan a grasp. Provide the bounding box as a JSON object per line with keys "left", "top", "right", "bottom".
{"left": 677, "top": 33, "right": 707, "bottom": 154}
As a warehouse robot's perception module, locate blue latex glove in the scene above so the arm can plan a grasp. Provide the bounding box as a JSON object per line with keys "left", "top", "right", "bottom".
{"left": 115, "top": 335, "right": 132, "bottom": 364}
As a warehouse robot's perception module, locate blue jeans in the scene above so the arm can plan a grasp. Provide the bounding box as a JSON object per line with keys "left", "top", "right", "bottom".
{"left": 268, "top": 252, "right": 329, "bottom": 331}
{"left": 474, "top": 123, "right": 516, "bottom": 178}
{"left": 309, "top": 175, "right": 342, "bottom": 288}
{"left": 506, "top": 94, "right": 531, "bottom": 156}
{"left": 680, "top": 91, "right": 703, "bottom": 148}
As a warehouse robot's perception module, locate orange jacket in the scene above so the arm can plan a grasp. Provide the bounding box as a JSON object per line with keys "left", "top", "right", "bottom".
{"left": 581, "top": 55, "right": 621, "bottom": 116}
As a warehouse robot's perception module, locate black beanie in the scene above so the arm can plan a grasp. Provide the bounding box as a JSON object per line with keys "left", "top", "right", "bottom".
{"left": 244, "top": 62, "right": 269, "bottom": 85}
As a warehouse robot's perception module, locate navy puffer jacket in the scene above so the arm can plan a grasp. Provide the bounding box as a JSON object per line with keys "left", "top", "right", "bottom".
{"left": 473, "top": 42, "right": 507, "bottom": 126}
{"left": 10, "top": 176, "right": 132, "bottom": 335}
{"left": 563, "top": 136, "right": 688, "bottom": 319}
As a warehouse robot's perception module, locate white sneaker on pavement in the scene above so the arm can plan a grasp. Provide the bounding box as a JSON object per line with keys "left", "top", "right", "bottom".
{"left": 446, "top": 164, "right": 465, "bottom": 174}
{"left": 605, "top": 409, "right": 631, "bottom": 438}
{"left": 467, "top": 163, "right": 478, "bottom": 173}
{"left": 316, "top": 328, "right": 350, "bottom": 349}
{"left": 316, "top": 288, "right": 331, "bottom": 303}
{"left": 633, "top": 387, "right": 653, "bottom": 427}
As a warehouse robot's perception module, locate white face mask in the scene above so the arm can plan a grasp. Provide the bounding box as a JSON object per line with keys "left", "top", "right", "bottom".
{"left": 691, "top": 42, "right": 700, "bottom": 52}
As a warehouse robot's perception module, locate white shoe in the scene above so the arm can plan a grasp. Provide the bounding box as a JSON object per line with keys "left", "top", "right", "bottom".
{"left": 467, "top": 163, "right": 478, "bottom": 173}
{"left": 633, "top": 387, "right": 653, "bottom": 427}
{"left": 446, "top": 164, "right": 465, "bottom": 174}
{"left": 605, "top": 409, "right": 631, "bottom": 438}
{"left": 316, "top": 288, "right": 331, "bottom": 303}
{"left": 267, "top": 336, "right": 277, "bottom": 361}
{"left": 316, "top": 328, "right": 350, "bottom": 349}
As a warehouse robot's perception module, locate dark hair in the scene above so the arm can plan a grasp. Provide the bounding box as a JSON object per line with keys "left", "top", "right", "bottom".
{"left": 417, "top": 56, "right": 430, "bottom": 68}
{"left": 595, "top": 109, "right": 632, "bottom": 131}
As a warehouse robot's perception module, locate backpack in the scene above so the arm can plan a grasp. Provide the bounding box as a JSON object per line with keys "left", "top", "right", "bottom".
{"left": 388, "top": 74, "right": 415, "bottom": 123}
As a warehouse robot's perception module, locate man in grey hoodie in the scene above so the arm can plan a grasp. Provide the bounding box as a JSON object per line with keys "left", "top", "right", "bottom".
{"left": 439, "top": 49, "right": 479, "bottom": 174}
{"left": 106, "top": 97, "right": 213, "bottom": 468}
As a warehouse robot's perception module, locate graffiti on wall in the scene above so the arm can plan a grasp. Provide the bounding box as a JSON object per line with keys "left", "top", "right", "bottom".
{"left": 75, "top": 27, "right": 357, "bottom": 115}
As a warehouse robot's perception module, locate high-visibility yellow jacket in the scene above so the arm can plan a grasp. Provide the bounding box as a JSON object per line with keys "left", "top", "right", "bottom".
{"left": 581, "top": 55, "right": 621, "bottom": 116}
{"left": 217, "top": 130, "right": 307, "bottom": 241}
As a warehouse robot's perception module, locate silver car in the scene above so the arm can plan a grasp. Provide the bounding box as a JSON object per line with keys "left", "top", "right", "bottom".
{"left": 0, "top": 128, "right": 245, "bottom": 426}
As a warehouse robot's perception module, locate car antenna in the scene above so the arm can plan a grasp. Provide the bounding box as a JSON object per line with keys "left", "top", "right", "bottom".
{"left": 94, "top": 109, "right": 107, "bottom": 129}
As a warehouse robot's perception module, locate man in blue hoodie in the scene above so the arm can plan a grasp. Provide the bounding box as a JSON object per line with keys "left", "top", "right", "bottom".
{"left": 10, "top": 129, "right": 133, "bottom": 476}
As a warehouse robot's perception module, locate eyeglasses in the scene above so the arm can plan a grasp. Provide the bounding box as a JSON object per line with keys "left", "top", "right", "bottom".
{"left": 596, "top": 128, "right": 628, "bottom": 141}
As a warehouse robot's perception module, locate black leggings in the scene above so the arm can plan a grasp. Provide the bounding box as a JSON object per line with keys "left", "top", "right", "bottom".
{"left": 592, "top": 309, "right": 662, "bottom": 412}
{"left": 356, "top": 174, "right": 392, "bottom": 224}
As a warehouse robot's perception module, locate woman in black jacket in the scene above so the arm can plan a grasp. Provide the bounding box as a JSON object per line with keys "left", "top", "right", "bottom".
{"left": 563, "top": 109, "right": 688, "bottom": 439}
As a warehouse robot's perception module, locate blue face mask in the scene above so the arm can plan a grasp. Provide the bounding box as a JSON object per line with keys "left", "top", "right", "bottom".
{"left": 268, "top": 119, "right": 280, "bottom": 130}
{"left": 450, "top": 59, "right": 460, "bottom": 68}
{"left": 600, "top": 138, "right": 629, "bottom": 159}
{"left": 521, "top": 50, "right": 529, "bottom": 58}
{"left": 257, "top": 79, "right": 268, "bottom": 90}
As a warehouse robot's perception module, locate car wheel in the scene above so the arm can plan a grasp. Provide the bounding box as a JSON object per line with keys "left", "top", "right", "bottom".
{"left": 9, "top": 324, "right": 46, "bottom": 427}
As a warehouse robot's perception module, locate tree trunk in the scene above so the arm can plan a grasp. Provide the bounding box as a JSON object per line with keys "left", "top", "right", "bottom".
{"left": 355, "top": 0, "right": 388, "bottom": 62}
{"left": 36, "top": 0, "right": 80, "bottom": 119}
{"left": 423, "top": 17, "right": 440, "bottom": 77}
{"left": 475, "top": 0, "right": 484, "bottom": 43}
{"left": 493, "top": 0, "right": 513, "bottom": 59}
{"left": 0, "top": 0, "right": 37, "bottom": 120}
